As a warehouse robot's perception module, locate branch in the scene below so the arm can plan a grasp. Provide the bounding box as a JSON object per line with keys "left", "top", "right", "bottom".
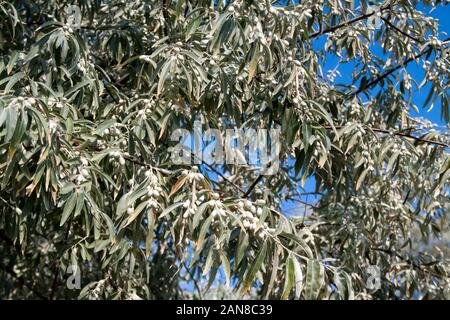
{"left": 380, "top": 16, "right": 424, "bottom": 44}
{"left": 309, "top": 5, "right": 392, "bottom": 39}
{"left": 284, "top": 198, "right": 318, "bottom": 208}
{"left": 197, "top": 159, "right": 246, "bottom": 195}
{"left": 352, "top": 36, "right": 450, "bottom": 97}
{"left": 371, "top": 247, "right": 447, "bottom": 279}
{"left": 354, "top": 49, "right": 431, "bottom": 96}
{"left": 159, "top": 140, "right": 246, "bottom": 195}
{"left": 122, "top": 154, "right": 154, "bottom": 169}
{"left": 283, "top": 192, "right": 325, "bottom": 198}
{"left": 242, "top": 174, "right": 263, "bottom": 198}
{"left": 169, "top": 247, "right": 204, "bottom": 299}
{"left": 120, "top": 139, "right": 247, "bottom": 195}
{"left": 325, "top": 125, "right": 449, "bottom": 148}
{"left": 373, "top": 128, "right": 449, "bottom": 148}
{"left": 241, "top": 160, "right": 278, "bottom": 198}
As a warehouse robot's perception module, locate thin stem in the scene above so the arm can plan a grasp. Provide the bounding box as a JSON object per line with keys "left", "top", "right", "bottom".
{"left": 324, "top": 125, "right": 449, "bottom": 148}
{"left": 380, "top": 16, "right": 423, "bottom": 44}
{"left": 370, "top": 247, "right": 447, "bottom": 279}
{"left": 309, "top": 5, "right": 392, "bottom": 39}
{"left": 352, "top": 37, "right": 450, "bottom": 98}
{"left": 166, "top": 245, "right": 204, "bottom": 299}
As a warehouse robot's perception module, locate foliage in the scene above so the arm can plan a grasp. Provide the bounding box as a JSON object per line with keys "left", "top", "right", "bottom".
{"left": 0, "top": 0, "right": 449, "bottom": 300}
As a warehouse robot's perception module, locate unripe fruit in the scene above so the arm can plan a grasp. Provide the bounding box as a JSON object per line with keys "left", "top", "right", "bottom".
{"left": 256, "top": 199, "right": 266, "bottom": 207}
{"left": 79, "top": 167, "right": 87, "bottom": 175}
{"left": 257, "top": 208, "right": 263, "bottom": 216}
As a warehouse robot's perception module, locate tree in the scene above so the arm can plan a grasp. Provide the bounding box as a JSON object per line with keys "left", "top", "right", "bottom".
{"left": 0, "top": 0, "right": 449, "bottom": 300}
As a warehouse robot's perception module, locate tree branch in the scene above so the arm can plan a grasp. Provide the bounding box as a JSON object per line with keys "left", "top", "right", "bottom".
{"left": 325, "top": 125, "right": 449, "bottom": 148}
{"left": 158, "top": 140, "right": 246, "bottom": 195}
{"left": 352, "top": 36, "right": 450, "bottom": 97}
{"left": 167, "top": 246, "right": 204, "bottom": 299}
{"left": 284, "top": 198, "right": 318, "bottom": 208}
{"left": 309, "top": 5, "right": 392, "bottom": 39}
{"left": 242, "top": 174, "right": 263, "bottom": 198}
{"left": 371, "top": 247, "right": 447, "bottom": 279}
{"left": 380, "top": 16, "right": 424, "bottom": 44}
{"left": 120, "top": 140, "right": 247, "bottom": 195}
{"left": 354, "top": 49, "right": 431, "bottom": 96}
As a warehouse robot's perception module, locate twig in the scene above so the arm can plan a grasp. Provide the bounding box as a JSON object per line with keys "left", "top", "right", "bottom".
{"left": 380, "top": 16, "right": 424, "bottom": 44}
{"left": 242, "top": 174, "right": 263, "bottom": 198}
{"left": 324, "top": 125, "right": 449, "bottom": 148}
{"left": 352, "top": 37, "right": 450, "bottom": 97}
{"left": 166, "top": 243, "right": 204, "bottom": 299}
{"left": 309, "top": 5, "right": 392, "bottom": 39}
{"left": 158, "top": 140, "right": 246, "bottom": 195}
{"left": 370, "top": 247, "right": 447, "bottom": 279}
{"left": 284, "top": 198, "right": 318, "bottom": 208}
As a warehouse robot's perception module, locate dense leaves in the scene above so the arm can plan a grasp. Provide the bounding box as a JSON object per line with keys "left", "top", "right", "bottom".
{"left": 0, "top": 0, "right": 449, "bottom": 299}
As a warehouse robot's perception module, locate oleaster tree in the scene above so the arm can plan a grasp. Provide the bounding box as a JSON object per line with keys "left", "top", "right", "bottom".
{"left": 0, "top": 0, "right": 449, "bottom": 300}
